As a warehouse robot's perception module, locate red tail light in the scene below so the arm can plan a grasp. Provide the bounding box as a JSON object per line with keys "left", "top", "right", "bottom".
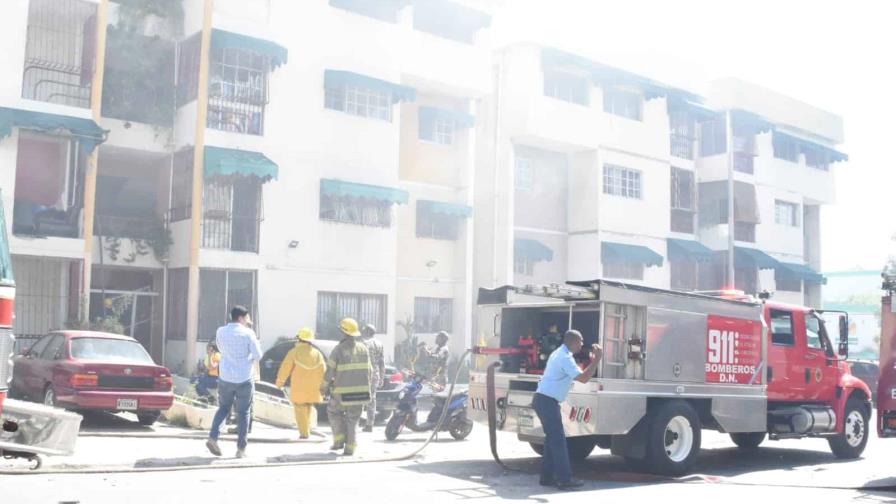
{"left": 583, "top": 408, "right": 592, "bottom": 423}
{"left": 155, "top": 375, "right": 173, "bottom": 391}
{"left": 569, "top": 407, "right": 577, "bottom": 421}
{"left": 71, "top": 373, "right": 98, "bottom": 388}
{"left": 390, "top": 371, "right": 404, "bottom": 384}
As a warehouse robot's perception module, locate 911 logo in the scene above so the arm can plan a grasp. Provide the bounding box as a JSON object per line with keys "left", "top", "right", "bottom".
{"left": 705, "top": 316, "right": 762, "bottom": 384}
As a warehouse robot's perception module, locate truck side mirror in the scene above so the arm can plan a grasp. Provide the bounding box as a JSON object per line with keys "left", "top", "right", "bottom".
{"left": 838, "top": 315, "right": 849, "bottom": 358}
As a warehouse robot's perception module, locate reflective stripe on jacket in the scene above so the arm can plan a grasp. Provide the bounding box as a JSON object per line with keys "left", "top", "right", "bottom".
{"left": 325, "top": 339, "right": 372, "bottom": 406}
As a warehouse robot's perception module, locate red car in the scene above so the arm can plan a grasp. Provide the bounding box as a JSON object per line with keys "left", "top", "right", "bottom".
{"left": 10, "top": 330, "right": 174, "bottom": 425}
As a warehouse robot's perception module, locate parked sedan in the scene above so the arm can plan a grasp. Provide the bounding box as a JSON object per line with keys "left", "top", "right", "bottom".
{"left": 10, "top": 331, "right": 174, "bottom": 425}
{"left": 848, "top": 360, "right": 880, "bottom": 403}
{"left": 260, "top": 338, "right": 404, "bottom": 420}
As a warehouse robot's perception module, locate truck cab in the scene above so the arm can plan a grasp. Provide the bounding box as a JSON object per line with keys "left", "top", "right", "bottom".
{"left": 0, "top": 190, "right": 14, "bottom": 417}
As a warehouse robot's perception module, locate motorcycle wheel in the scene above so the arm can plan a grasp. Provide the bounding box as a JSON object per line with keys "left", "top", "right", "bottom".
{"left": 448, "top": 417, "right": 474, "bottom": 440}
{"left": 385, "top": 413, "right": 406, "bottom": 441}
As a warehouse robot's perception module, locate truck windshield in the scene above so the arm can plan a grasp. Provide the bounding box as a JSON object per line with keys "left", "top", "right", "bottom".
{"left": 807, "top": 313, "right": 834, "bottom": 356}
{"left": 0, "top": 191, "right": 13, "bottom": 284}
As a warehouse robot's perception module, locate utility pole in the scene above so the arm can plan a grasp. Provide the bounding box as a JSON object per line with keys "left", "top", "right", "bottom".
{"left": 725, "top": 110, "right": 735, "bottom": 287}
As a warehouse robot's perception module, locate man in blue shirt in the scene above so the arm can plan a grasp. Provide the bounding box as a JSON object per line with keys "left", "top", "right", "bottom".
{"left": 533, "top": 329, "right": 601, "bottom": 490}
{"left": 206, "top": 305, "right": 262, "bottom": 459}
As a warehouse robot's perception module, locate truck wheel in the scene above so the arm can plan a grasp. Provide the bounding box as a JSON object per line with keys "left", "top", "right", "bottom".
{"left": 730, "top": 432, "right": 765, "bottom": 450}
{"left": 828, "top": 398, "right": 869, "bottom": 459}
{"left": 528, "top": 437, "right": 596, "bottom": 461}
{"left": 645, "top": 400, "right": 701, "bottom": 475}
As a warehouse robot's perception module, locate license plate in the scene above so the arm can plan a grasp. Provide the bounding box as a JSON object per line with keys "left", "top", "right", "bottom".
{"left": 117, "top": 399, "right": 138, "bottom": 410}
{"left": 519, "top": 414, "right": 534, "bottom": 428}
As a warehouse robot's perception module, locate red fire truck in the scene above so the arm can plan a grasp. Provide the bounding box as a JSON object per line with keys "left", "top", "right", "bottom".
{"left": 0, "top": 191, "right": 15, "bottom": 418}
{"left": 470, "top": 280, "right": 872, "bottom": 475}
{"left": 879, "top": 273, "right": 896, "bottom": 437}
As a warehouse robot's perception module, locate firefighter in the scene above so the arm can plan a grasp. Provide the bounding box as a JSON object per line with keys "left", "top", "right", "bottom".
{"left": 359, "top": 323, "right": 385, "bottom": 432}
{"left": 533, "top": 330, "right": 601, "bottom": 490}
{"left": 275, "top": 327, "right": 326, "bottom": 440}
{"left": 323, "top": 318, "right": 372, "bottom": 456}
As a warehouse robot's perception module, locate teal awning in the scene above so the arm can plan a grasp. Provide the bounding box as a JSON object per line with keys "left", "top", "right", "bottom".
{"left": 515, "top": 238, "right": 553, "bottom": 262}
{"left": 204, "top": 146, "right": 278, "bottom": 181}
{"left": 773, "top": 131, "right": 848, "bottom": 163}
{"left": 0, "top": 107, "right": 107, "bottom": 153}
{"left": 731, "top": 109, "right": 775, "bottom": 135}
{"left": 324, "top": 70, "right": 416, "bottom": 103}
{"left": 320, "top": 179, "right": 409, "bottom": 205}
{"left": 419, "top": 106, "right": 475, "bottom": 129}
{"left": 211, "top": 29, "right": 288, "bottom": 70}
{"left": 418, "top": 200, "right": 472, "bottom": 218}
{"left": 602, "top": 241, "right": 664, "bottom": 267}
{"left": 667, "top": 238, "right": 714, "bottom": 263}
{"left": 778, "top": 262, "right": 826, "bottom": 284}
{"left": 734, "top": 247, "right": 779, "bottom": 270}
{"left": 329, "top": 0, "right": 411, "bottom": 22}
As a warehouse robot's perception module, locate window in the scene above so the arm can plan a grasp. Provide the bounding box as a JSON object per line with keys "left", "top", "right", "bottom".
{"left": 603, "top": 261, "right": 644, "bottom": 280}
{"left": 769, "top": 309, "right": 795, "bottom": 346}
{"left": 414, "top": 297, "right": 453, "bottom": 333}
{"left": 320, "top": 193, "right": 392, "bottom": 227}
{"left": 773, "top": 135, "right": 799, "bottom": 162}
{"left": 416, "top": 205, "right": 459, "bottom": 240}
{"left": 734, "top": 222, "right": 756, "bottom": 243}
{"left": 670, "top": 112, "right": 695, "bottom": 160}
{"left": 202, "top": 179, "right": 262, "bottom": 252}
{"left": 805, "top": 314, "right": 829, "bottom": 352}
{"left": 27, "top": 334, "right": 53, "bottom": 357}
{"left": 514, "top": 257, "right": 535, "bottom": 276}
{"left": 176, "top": 33, "right": 201, "bottom": 106}
{"left": 316, "top": 292, "right": 387, "bottom": 340}
{"left": 670, "top": 259, "right": 697, "bottom": 291}
{"left": 775, "top": 269, "right": 802, "bottom": 293}
{"left": 671, "top": 168, "right": 695, "bottom": 233}
{"left": 40, "top": 335, "right": 65, "bottom": 360}
{"left": 166, "top": 268, "right": 188, "bottom": 340}
{"left": 325, "top": 85, "right": 392, "bottom": 121}
{"left": 515, "top": 157, "right": 534, "bottom": 191}
{"left": 699, "top": 116, "right": 727, "bottom": 157}
{"left": 804, "top": 149, "right": 829, "bottom": 171}
{"left": 735, "top": 266, "right": 758, "bottom": 294}
{"left": 543, "top": 71, "right": 589, "bottom": 105}
{"left": 603, "top": 88, "right": 642, "bottom": 120}
{"left": 169, "top": 150, "right": 194, "bottom": 222}
{"left": 603, "top": 165, "right": 642, "bottom": 199}
{"left": 198, "top": 269, "right": 256, "bottom": 342}
{"left": 207, "top": 46, "right": 269, "bottom": 135}
{"left": 775, "top": 200, "right": 799, "bottom": 227}
{"left": 419, "top": 117, "right": 455, "bottom": 145}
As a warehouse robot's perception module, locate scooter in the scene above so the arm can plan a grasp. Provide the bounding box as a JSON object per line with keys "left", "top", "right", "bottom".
{"left": 384, "top": 371, "right": 473, "bottom": 441}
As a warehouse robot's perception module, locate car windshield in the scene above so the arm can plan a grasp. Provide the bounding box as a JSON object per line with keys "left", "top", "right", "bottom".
{"left": 70, "top": 338, "right": 154, "bottom": 364}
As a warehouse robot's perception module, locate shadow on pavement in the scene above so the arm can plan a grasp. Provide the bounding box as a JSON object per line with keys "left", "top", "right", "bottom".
{"left": 78, "top": 411, "right": 153, "bottom": 432}
{"left": 134, "top": 456, "right": 219, "bottom": 468}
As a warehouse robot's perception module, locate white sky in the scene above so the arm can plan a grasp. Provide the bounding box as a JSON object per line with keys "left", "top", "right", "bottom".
{"left": 491, "top": 0, "right": 896, "bottom": 272}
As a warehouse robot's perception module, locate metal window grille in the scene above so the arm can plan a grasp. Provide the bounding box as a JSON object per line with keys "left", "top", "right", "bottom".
{"left": 201, "top": 179, "right": 262, "bottom": 252}
{"left": 21, "top": 0, "right": 96, "bottom": 108}
{"left": 432, "top": 118, "right": 455, "bottom": 145}
{"left": 198, "top": 269, "right": 256, "bottom": 342}
{"left": 775, "top": 201, "right": 799, "bottom": 227}
{"left": 413, "top": 297, "right": 453, "bottom": 333}
{"left": 325, "top": 86, "right": 392, "bottom": 121}
{"left": 670, "top": 168, "right": 694, "bottom": 211}
{"left": 669, "top": 112, "right": 695, "bottom": 160}
{"left": 415, "top": 205, "right": 459, "bottom": 240}
{"left": 11, "top": 256, "right": 76, "bottom": 339}
{"left": 316, "top": 291, "right": 387, "bottom": 340}
{"left": 699, "top": 116, "right": 727, "bottom": 157}
{"left": 207, "top": 47, "right": 269, "bottom": 135}
{"left": 603, "top": 164, "right": 642, "bottom": 199}
{"left": 319, "top": 194, "right": 392, "bottom": 227}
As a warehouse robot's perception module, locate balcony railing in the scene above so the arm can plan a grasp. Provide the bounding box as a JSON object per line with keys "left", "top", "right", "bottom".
{"left": 94, "top": 215, "right": 159, "bottom": 240}
{"left": 13, "top": 200, "right": 81, "bottom": 238}
{"left": 670, "top": 134, "right": 695, "bottom": 160}
{"left": 734, "top": 152, "right": 755, "bottom": 174}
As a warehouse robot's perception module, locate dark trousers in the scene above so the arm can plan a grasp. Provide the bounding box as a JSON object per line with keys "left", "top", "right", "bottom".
{"left": 532, "top": 392, "right": 573, "bottom": 484}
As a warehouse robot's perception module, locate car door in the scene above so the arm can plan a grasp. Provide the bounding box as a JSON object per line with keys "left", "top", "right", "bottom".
{"left": 14, "top": 334, "right": 52, "bottom": 399}
{"left": 766, "top": 308, "right": 803, "bottom": 400}
{"left": 36, "top": 335, "right": 65, "bottom": 390}
{"left": 801, "top": 312, "right": 839, "bottom": 402}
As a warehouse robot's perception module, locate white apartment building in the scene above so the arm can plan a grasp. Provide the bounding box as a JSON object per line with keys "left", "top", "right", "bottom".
{"left": 474, "top": 44, "right": 844, "bottom": 316}
{"left": 0, "top": 0, "right": 494, "bottom": 372}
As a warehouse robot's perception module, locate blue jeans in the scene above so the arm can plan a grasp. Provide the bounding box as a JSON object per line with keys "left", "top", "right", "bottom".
{"left": 532, "top": 392, "right": 573, "bottom": 484}
{"left": 196, "top": 375, "right": 218, "bottom": 397}
{"left": 209, "top": 379, "right": 254, "bottom": 449}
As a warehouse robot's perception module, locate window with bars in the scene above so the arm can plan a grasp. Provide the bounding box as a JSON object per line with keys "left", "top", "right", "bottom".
{"left": 603, "top": 261, "right": 644, "bottom": 281}
{"left": 514, "top": 257, "right": 535, "bottom": 276}
{"left": 543, "top": 71, "right": 589, "bottom": 105}
{"left": 775, "top": 200, "right": 799, "bottom": 227}
{"left": 699, "top": 116, "right": 727, "bottom": 157}
{"left": 416, "top": 205, "right": 459, "bottom": 240}
{"left": 319, "top": 194, "right": 392, "bottom": 227}
{"left": 419, "top": 117, "right": 455, "bottom": 145}
{"left": 671, "top": 168, "right": 695, "bottom": 233}
{"left": 207, "top": 46, "right": 269, "bottom": 135}
{"left": 316, "top": 292, "right": 387, "bottom": 340}
{"left": 198, "top": 269, "right": 256, "bottom": 342}
{"left": 21, "top": 0, "right": 97, "bottom": 108}
{"left": 603, "top": 164, "right": 642, "bottom": 199}
{"left": 669, "top": 111, "right": 696, "bottom": 160}
{"left": 414, "top": 297, "right": 453, "bottom": 333}
{"left": 603, "top": 88, "right": 642, "bottom": 120}
{"left": 202, "top": 179, "right": 262, "bottom": 252}
{"left": 325, "top": 86, "right": 392, "bottom": 121}
{"left": 515, "top": 157, "right": 534, "bottom": 191}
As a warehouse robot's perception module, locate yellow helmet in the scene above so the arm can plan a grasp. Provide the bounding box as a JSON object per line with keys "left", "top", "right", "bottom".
{"left": 339, "top": 318, "right": 361, "bottom": 337}
{"left": 296, "top": 327, "right": 315, "bottom": 341}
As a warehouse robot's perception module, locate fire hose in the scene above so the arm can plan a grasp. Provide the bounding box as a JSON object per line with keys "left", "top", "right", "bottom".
{"left": 0, "top": 350, "right": 473, "bottom": 475}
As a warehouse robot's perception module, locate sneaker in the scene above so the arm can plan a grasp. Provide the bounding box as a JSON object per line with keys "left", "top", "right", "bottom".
{"left": 362, "top": 425, "right": 373, "bottom": 433}
{"left": 343, "top": 447, "right": 355, "bottom": 456}
{"left": 538, "top": 478, "right": 555, "bottom": 487}
{"left": 556, "top": 480, "right": 585, "bottom": 491}
{"left": 329, "top": 443, "right": 344, "bottom": 451}
{"left": 205, "top": 439, "right": 222, "bottom": 457}
{"left": 235, "top": 448, "right": 247, "bottom": 459}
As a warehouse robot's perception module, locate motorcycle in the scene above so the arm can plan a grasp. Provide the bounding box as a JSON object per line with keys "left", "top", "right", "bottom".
{"left": 384, "top": 371, "right": 473, "bottom": 441}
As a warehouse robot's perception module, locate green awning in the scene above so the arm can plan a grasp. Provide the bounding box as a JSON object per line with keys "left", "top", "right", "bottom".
{"left": 602, "top": 241, "right": 664, "bottom": 267}
{"left": 515, "top": 238, "right": 553, "bottom": 262}
{"left": 734, "top": 247, "right": 779, "bottom": 270}
{"left": 0, "top": 107, "right": 107, "bottom": 153}
{"left": 204, "top": 146, "right": 278, "bottom": 181}
{"left": 418, "top": 200, "right": 472, "bottom": 218}
{"left": 773, "top": 131, "right": 848, "bottom": 163}
{"left": 778, "top": 262, "right": 826, "bottom": 284}
{"left": 211, "top": 29, "right": 288, "bottom": 70}
{"left": 667, "top": 238, "right": 714, "bottom": 263}
{"left": 324, "top": 70, "right": 416, "bottom": 103}
{"left": 320, "top": 179, "right": 409, "bottom": 205}
{"left": 419, "top": 106, "right": 475, "bottom": 129}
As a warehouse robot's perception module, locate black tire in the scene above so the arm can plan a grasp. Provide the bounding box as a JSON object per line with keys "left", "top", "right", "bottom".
{"left": 43, "top": 385, "right": 56, "bottom": 408}
{"left": 448, "top": 417, "right": 473, "bottom": 440}
{"left": 644, "top": 400, "right": 702, "bottom": 476}
{"left": 828, "top": 398, "right": 869, "bottom": 459}
{"left": 528, "top": 437, "right": 597, "bottom": 461}
{"left": 730, "top": 432, "right": 765, "bottom": 450}
{"left": 385, "top": 413, "right": 406, "bottom": 441}
{"left": 137, "top": 411, "right": 161, "bottom": 426}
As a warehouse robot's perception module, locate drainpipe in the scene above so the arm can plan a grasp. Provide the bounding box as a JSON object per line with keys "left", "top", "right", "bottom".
{"left": 81, "top": 0, "right": 110, "bottom": 324}
{"left": 726, "top": 110, "right": 735, "bottom": 288}
{"left": 185, "top": 0, "right": 214, "bottom": 374}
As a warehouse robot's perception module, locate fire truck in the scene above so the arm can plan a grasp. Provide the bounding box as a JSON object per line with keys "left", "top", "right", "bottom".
{"left": 879, "top": 273, "right": 896, "bottom": 437}
{"left": 0, "top": 192, "right": 15, "bottom": 419}
{"left": 469, "top": 280, "right": 872, "bottom": 475}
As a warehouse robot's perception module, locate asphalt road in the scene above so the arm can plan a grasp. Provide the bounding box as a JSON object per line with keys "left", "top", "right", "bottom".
{"left": 3, "top": 410, "right": 896, "bottom": 503}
